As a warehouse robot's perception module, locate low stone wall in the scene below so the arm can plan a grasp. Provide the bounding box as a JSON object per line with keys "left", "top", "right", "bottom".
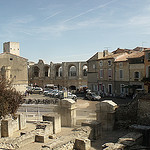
{"left": 102, "top": 132, "right": 143, "bottom": 150}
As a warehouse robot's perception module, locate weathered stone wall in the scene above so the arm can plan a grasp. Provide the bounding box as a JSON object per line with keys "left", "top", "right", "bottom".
{"left": 43, "top": 114, "right": 61, "bottom": 134}
{"left": 1, "top": 114, "right": 26, "bottom": 138}
{"left": 115, "top": 99, "right": 138, "bottom": 129}
{"left": 57, "top": 99, "right": 76, "bottom": 127}
{"left": 96, "top": 100, "right": 118, "bottom": 131}
{"left": 138, "top": 97, "right": 150, "bottom": 125}
{"left": 102, "top": 132, "right": 143, "bottom": 150}
{"left": 42, "top": 126, "right": 92, "bottom": 150}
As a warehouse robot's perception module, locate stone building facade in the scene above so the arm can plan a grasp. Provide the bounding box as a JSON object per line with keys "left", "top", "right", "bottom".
{"left": 88, "top": 48, "right": 145, "bottom": 97}
{"left": 28, "top": 60, "right": 88, "bottom": 90}
{"left": 0, "top": 42, "right": 28, "bottom": 93}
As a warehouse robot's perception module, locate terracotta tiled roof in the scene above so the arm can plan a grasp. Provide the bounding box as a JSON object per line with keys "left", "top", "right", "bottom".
{"left": 127, "top": 51, "right": 144, "bottom": 59}
{"left": 112, "top": 48, "right": 133, "bottom": 54}
{"left": 144, "top": 48, "right": 150, "bottom": 51}
{"left": 98, "top": 53, "right": 123, "bottom": 60}
{"left": 115, "top": 53, "right": 129, "bottom": 62}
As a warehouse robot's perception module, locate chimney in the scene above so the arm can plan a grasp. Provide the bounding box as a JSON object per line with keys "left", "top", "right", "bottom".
{"left": 103, "top": 50, "right": 108, "bottom": 57}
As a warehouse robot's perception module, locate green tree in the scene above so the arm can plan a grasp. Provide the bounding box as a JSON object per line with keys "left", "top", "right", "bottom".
{"left": 0, "top": 77, "right": 24, "bottom": 118}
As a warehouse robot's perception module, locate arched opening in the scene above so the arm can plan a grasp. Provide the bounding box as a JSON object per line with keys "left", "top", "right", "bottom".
{"left": 69, "top": 65, "right": 77, "bottom": 76}
{"left": 83, "top": 65, "right": 88, "bottom": 76}
{"left": 69, "top": 85, "right": 76, "bottom": 90}
{"left": 44, "top": 66, "right": 49, "bottom": 77}
{"left": 56, "top": 66, "right": 62, "bottom": 77}
{"left": 33, "top": 66, "right": 40, "bottom": 77}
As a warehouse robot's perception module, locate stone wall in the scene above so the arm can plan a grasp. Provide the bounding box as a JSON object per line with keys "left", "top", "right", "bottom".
{"left": 1, "top": 114, "right": 26, "bottom": 137}
{"left": 138, "top": 95, "right": 150, "bottom": 125}
{"left": 96, "top": 100, "right": 118, "bottom": 131}
{"left": 102, "top": 132, "right": 143, "bottom": 150}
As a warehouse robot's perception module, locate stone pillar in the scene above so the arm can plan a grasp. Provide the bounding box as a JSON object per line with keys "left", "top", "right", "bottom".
{"left": 57, "top": 99, "right": 76, "bottom": 127}
{"left": 96, "top": 100, "right": 118, "bottom": 131}
{"left": 18, "top": 113, "right": 26, "bottom": 130}
{"left": 1, "top": 119, "right": 13, "bottom": 137}
{"left": 42, "top": 113, "right": 61, "bottom": 134}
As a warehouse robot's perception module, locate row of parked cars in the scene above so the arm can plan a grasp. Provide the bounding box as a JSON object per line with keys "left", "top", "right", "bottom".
{"left": 43, "top": 89, "right": 77, "bottom": 100}
{"left": 26, "top": 86, "right": 101, "bottom": 101}
{"left": 26, "top": 86, "right": 77, "bottom": 101}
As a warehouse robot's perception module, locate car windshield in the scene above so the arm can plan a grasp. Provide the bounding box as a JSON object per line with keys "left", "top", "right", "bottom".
{"left": 91, "top": 93, "right": 98, "bottom": 96}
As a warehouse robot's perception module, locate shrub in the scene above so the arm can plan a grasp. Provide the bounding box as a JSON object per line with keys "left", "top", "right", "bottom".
{"left": 0, "top": 77, "right": 24, "bottom": 118}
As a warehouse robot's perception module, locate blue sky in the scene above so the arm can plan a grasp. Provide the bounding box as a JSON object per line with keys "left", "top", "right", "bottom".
{"left": 0, "top": 0, "right": 150, "bottom": 63}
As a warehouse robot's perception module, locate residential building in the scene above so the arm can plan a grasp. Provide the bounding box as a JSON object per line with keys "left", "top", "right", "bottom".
{"left": 143, "top": 48, "right": 150, "bottom": 92}
{"left": 87, "top": 47, "right": 145, "bottom": 97}
{"left": 87, "top": 51, "right": 110, "bottom": 92}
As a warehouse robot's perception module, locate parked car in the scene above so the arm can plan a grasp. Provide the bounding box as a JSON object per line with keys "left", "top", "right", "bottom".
{"left": 67, "top": 92, "right": 77, "bottom": 101}
{"left": 49, "top": 90, "right": 58, "bottom": 97}
{"left": 43, "top": 89, "right": 53, "bottom": 96}
{"left": 31, "top": 87, "right": 43, "bottom": 94}
{"left": 85, "top": 92, "right": 101, "bottom": 101}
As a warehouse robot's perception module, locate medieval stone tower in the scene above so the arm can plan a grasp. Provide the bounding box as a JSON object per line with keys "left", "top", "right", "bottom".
{"left": 3, "top": 42, "right": 20, "bottom": 56}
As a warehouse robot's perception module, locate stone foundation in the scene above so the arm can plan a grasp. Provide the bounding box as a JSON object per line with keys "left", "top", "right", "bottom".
{"left": 42, "top": 114, "right": 61, "bottom": 134}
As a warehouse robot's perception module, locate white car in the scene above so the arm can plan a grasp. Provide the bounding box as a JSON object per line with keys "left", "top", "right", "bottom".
{"left": 67, "top": 92, "right": 77, "bottom": 101}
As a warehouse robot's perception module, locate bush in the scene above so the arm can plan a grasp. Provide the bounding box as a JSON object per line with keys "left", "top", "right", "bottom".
{"left": 0, "top": 77, "right": 24, "bottom": 118}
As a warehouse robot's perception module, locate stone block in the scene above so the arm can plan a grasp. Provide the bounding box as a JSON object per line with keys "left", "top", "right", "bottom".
{"left": 96, "top": 100, "right": 117, "bottom": 131}
{"left": 1, "top": 119, "right": 13, "bottom": 137}
{"left": 102, "top": 142, "right": 125, "bottom": 150}
{"left": 118, "top": 132, "right": 143, "bottom": 147}
{"left": 130, "top": 124, "right": 150, "bottom": 146}
{"left": 35, "top": 134, "right": 48, "bottom": 143}
{"left": 18, "top": 113, "right": 26, "bottom": 130}
{"left": 43, "top": 114, "right": 61, "bottom": 134}
{"left": 57, "top": 99, "right": 76, "bottom": 127}
{"left": 82, "top": 120, "right": 101, "bottom": 140}
{"left": 36, "top": 121, "right": 53, "bottom": 135}
{"left": 74, "top": 138, "right": 91, "bottom": 150}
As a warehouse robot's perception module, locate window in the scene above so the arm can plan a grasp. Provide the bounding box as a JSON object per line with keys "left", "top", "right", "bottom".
{"left": 69, "top": 66, "right": 77, "bottom": 76}
{"left": 33, "top": 66, "right": 40, "bottom": 77}
{"left": 100, "top": 61, "right": 103, "bottom": 67}
{"left": 56, "top": 66, "right": 62, "bottom": 77}
{"left": 120, "top": 84, "right": 125, "bottom": 94}
{"left": 108, "top": 69, "right": 112, "bottom": 78}
{"left": 146, "top": 52, "right": 150, "bottom": 60}
{"left": 119, "top": 70, "right": 123, "bottom": 79}
{"left": 108, "top": 60, "right": 111, "bottom": 66}
{"left": 119, "top": 62, "right": 123, "bottom": 67}
{"left": 108, "top": 84, "right": 112, "bottom": 94}
{"left": 93, "top": 64, "right": 95, "bottom": 69}
{"left": 83, "top": 65, "right": 88, "bottom": 76}
{"left": 100, "top": 69, "right": 103, "bottom": 78}
{"left": 146, "top": 66, "right": 150, "bottom": 78}
{"left": 44, "top": 66, "right": 49, "bottom": 77}
{"left": 134, "top": 72, "right": 140, "bottom": 79}
{"left": 148, "top": 53, "right": 150, "bottom": 60}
